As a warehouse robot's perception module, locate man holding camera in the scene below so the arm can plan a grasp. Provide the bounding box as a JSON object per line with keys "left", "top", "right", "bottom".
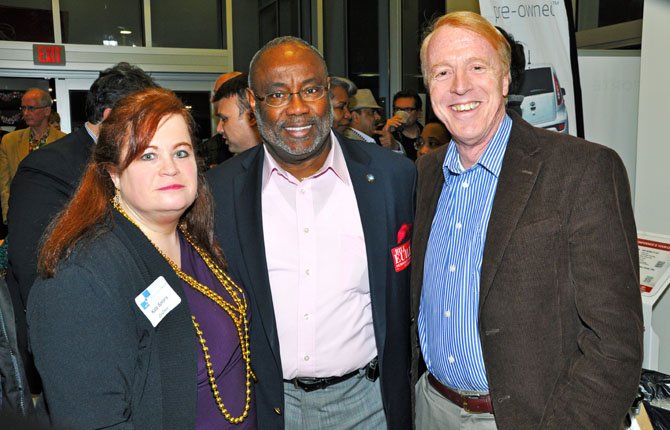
{"left": 378, "top": 90, "right": 424, "bottom": 160}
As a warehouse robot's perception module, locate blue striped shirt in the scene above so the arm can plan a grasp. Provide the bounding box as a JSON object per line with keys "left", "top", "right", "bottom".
{"left": 418, "top": 115, "right": 512, "bottom": 392}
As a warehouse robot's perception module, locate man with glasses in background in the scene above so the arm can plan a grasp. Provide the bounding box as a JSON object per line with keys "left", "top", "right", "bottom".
{"left": 0, "top": 88, "right": 65, "bottom": 225}
{"left": 379, "top": 90, "right": 424, "bottom": 160}
{"left": 207, "top": 36, "right": 415, "bottom": 430}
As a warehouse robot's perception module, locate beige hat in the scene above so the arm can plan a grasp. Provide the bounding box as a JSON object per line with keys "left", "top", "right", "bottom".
{"left": 349, "top": 89, "right": 382, "bottom": 111}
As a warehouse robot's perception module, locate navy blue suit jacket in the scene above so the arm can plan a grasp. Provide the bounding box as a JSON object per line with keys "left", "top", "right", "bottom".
{"left": 7, "top": 127, "right": 94, "bottom": 393}
{"left": 206, "top": 134, "right": 416, "bottom": 430}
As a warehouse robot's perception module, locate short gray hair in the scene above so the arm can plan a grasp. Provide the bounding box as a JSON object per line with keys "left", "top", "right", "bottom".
{"left": 23, "top": 87, "right": 52, "bottom": 106}
{"left": 330, "top": 76, "right": 357, "bottom": 97}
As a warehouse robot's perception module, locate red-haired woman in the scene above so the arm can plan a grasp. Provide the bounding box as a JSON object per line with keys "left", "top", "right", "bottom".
{"left": 27, "top": 88, "right": 255, "bottom": 429}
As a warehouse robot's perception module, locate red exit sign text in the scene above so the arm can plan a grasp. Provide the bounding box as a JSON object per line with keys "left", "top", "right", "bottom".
{"left": 32, "top": 44, "right": 66, "bottom": 66}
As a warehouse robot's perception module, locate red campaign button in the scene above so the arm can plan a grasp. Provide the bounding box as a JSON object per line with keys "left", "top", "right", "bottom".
{"left": 392, "top": 241, "right": 411, "bottom": 272}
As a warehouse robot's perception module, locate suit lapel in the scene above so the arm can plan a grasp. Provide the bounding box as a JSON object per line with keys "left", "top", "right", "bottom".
{"left": 479, "top": 119, "right": 542, "bottom": 310}
{"left": 233, "top": 149, "right": 282, "bottom": 366}
{"left": 340, "top": 139, "right": 388, "bottom": 350}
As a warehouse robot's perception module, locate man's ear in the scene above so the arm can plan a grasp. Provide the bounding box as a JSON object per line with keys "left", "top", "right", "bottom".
{"left": 247, "top": 110, "right": 256, "bottom": 127}
{"left": 102, "top": 107, "right": 113, "bottom": 121}
{"left": 246, "top": 88, "right": 256, "bottom": 113}
{"left": 502, "top": 71, "right": 511, "bottom": 98}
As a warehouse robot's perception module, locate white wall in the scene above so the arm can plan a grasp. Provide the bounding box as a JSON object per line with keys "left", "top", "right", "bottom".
{"left": 634, "top": 0, "right": 670, "bottom": 237}
{"left": 578, "top": 51, "right": 640, "bottom": 200}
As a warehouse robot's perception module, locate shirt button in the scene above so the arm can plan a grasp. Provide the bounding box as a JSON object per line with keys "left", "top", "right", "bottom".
{"left": 300, "top": 189, "right": 306, "bottom": 194}
{"left": 448, "top": 356, "right": 455, "bottom": 364}
{"left": 462, "top": 181, "right": 469, "bottom": 188}
{"left": 455, "top": 222, "right": 462, "bottom": 229}
{"left": 304, "top": 313, "right": 309, "bottom": 320}
{"left": 449, "top": 265, "right": 456, "bottom": 272}
{"left": 304, "top": 355, "right": 310, "bottom": 361}
{"left": 305, "top": 269, "right": 310, "bottom": 276}
{"left": 444, "top": 310, "right": 451, "bottom": 318}
{"left": 304, "top": 227, "right": 309, "bottom": 233}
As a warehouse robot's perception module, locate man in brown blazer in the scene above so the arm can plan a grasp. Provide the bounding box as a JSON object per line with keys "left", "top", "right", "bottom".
{"left": 0, "top": 88, "right": 65, "bottom": 223}
{"left": 412, "top": 11, "right": 643, "bottom": 429}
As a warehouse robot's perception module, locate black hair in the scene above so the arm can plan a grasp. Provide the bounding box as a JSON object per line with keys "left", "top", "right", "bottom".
{"left": 85, "top": 62, "right": 159, "bottom": 124}
{"left": 496, "top": 27, "right": 526, "bottom": 95}
{"left": 212, "top": 73, "right": 251, "bottom": 116}
{"left": 393, "top": 90, "right": 422, "bottom": 111}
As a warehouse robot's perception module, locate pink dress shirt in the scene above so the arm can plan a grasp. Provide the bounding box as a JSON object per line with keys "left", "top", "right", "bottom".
{"left": 261, "top": 132, "right": 377, "bottom": 379}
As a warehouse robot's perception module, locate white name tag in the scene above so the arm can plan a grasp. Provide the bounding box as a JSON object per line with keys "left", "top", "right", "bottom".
{"left": 135, "top": 276, "right": 182, "bottom": 327}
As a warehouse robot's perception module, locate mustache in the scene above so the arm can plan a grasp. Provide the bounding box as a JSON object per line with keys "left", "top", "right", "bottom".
{"left": 279, "top": 118, "right": 319, "bottom": 128}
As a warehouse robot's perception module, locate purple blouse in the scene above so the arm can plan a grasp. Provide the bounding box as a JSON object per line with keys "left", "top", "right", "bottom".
{"left": 179, "top": 235, "right": 256, "bottom": 429}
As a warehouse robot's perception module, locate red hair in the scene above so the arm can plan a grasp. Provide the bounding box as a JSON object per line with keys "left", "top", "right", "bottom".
{"left": 39, "top": 87, "right": 226, "bottom": 277}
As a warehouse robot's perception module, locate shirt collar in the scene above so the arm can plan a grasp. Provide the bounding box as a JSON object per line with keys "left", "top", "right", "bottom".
{"left": 347, "top": 127, "right": 376, "bottom": 143}
{"left": 261, "top": 131, "right": 350, "bottom": 190}
{"left": 443, "top": 114, "right": 512, "bottom": 178}
{"left": 84, "top": 122, "right": 98, "bottom": 143}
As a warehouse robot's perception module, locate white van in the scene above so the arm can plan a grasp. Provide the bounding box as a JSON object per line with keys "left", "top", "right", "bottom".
{"left": 519, "top": 64, "right": 569, "bottom": 134}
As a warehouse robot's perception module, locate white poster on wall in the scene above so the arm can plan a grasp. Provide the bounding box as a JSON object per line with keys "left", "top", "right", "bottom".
{"left": 478, "top": 0, "right": 579, "bottom": 136}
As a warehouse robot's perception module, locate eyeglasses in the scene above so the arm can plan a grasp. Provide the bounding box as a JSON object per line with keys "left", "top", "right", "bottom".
{"left": 393, "top": 106, "right": 417, "bottom": 113}
{"left": 20, "top": 105, "right": 50, "bottom": 112}
{"left": 253, "top": 85, "right": 329, "bottom": 107}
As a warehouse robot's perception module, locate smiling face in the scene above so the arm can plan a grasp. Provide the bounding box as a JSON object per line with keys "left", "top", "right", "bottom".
{"left": 425, "top": 25, "right": 509, "bottom": 152}
{"left": 110, "top": 114, "right": 197, "bottom": 229}
{"left": 249, "top": 42, "right": 333, "bottom": 166}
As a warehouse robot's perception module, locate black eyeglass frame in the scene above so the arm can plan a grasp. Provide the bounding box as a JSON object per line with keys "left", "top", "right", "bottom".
{"left": 20, "top": 105, "right": 51, "bottom": 112}
{"left": 252, "top": 84, "right": 330, "bottom": 108}
{"left": 393, "top": 106, "right": 418, "bottom": 113}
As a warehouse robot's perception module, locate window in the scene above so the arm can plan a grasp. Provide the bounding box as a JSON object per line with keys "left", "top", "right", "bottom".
{"left": 347, "top": 0, "right": 380, "bottom": 97}
{"left": 576, "top": 0, "right": 643, "bottom": 49}
{"left": 151, "top": 0, "right": 226, "bottom": 49}
{"left": 400, "top": 0, "right": 445, "bottom": 93}
{"left": 59, "top": 0, "right": 144, "bottom": 46}
{"left": 0, "top": 0, "right": 54, "bottom": 42}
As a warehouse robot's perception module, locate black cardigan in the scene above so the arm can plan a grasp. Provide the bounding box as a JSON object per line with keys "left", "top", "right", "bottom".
{"left": 27, "top": 211, "right": 197, "bottom": 429}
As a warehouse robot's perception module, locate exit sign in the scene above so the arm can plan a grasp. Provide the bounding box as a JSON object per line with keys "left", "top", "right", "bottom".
{"left": 33, "top": 44, "right": 66, "bottom": 66}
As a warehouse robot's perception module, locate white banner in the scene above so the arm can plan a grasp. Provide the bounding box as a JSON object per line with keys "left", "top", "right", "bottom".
{"left": 479, "top": 0, "right": 579, "bottom": 136}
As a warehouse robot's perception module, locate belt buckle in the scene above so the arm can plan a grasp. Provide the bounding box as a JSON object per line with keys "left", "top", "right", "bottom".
{"left": 462, "top": 395, "right": 486, "bottom": 414}
{"left": 293, "top": 377, "right": 324, "bottom": 392}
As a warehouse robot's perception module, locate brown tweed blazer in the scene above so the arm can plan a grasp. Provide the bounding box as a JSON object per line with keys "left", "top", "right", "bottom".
{"left": 411, "top": 113, "right": 643, "bottom": 429}
{"left": 0, "top": 126, "right": 65, "bottom": 222}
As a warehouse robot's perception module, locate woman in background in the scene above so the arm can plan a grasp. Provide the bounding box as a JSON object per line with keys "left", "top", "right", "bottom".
{"left": 28, "top": 87, "right": 255, "bottom": 429}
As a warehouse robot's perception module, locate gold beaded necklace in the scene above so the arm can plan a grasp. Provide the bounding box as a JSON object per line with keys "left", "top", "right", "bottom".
{"left": 112, "top": 198, "right": 254, "bottom": 424}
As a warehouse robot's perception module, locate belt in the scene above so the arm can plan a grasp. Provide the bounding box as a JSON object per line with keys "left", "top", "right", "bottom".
{"left": 427, "top": 374, "right": 493, "bottom": 414}
{"left": 285, "top": 358, "right": 379, "bottom": 392}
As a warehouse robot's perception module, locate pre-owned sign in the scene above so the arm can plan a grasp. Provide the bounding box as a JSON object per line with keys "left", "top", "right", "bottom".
{"left": 33, "top": 44, "right": 66, "bottom": 66}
